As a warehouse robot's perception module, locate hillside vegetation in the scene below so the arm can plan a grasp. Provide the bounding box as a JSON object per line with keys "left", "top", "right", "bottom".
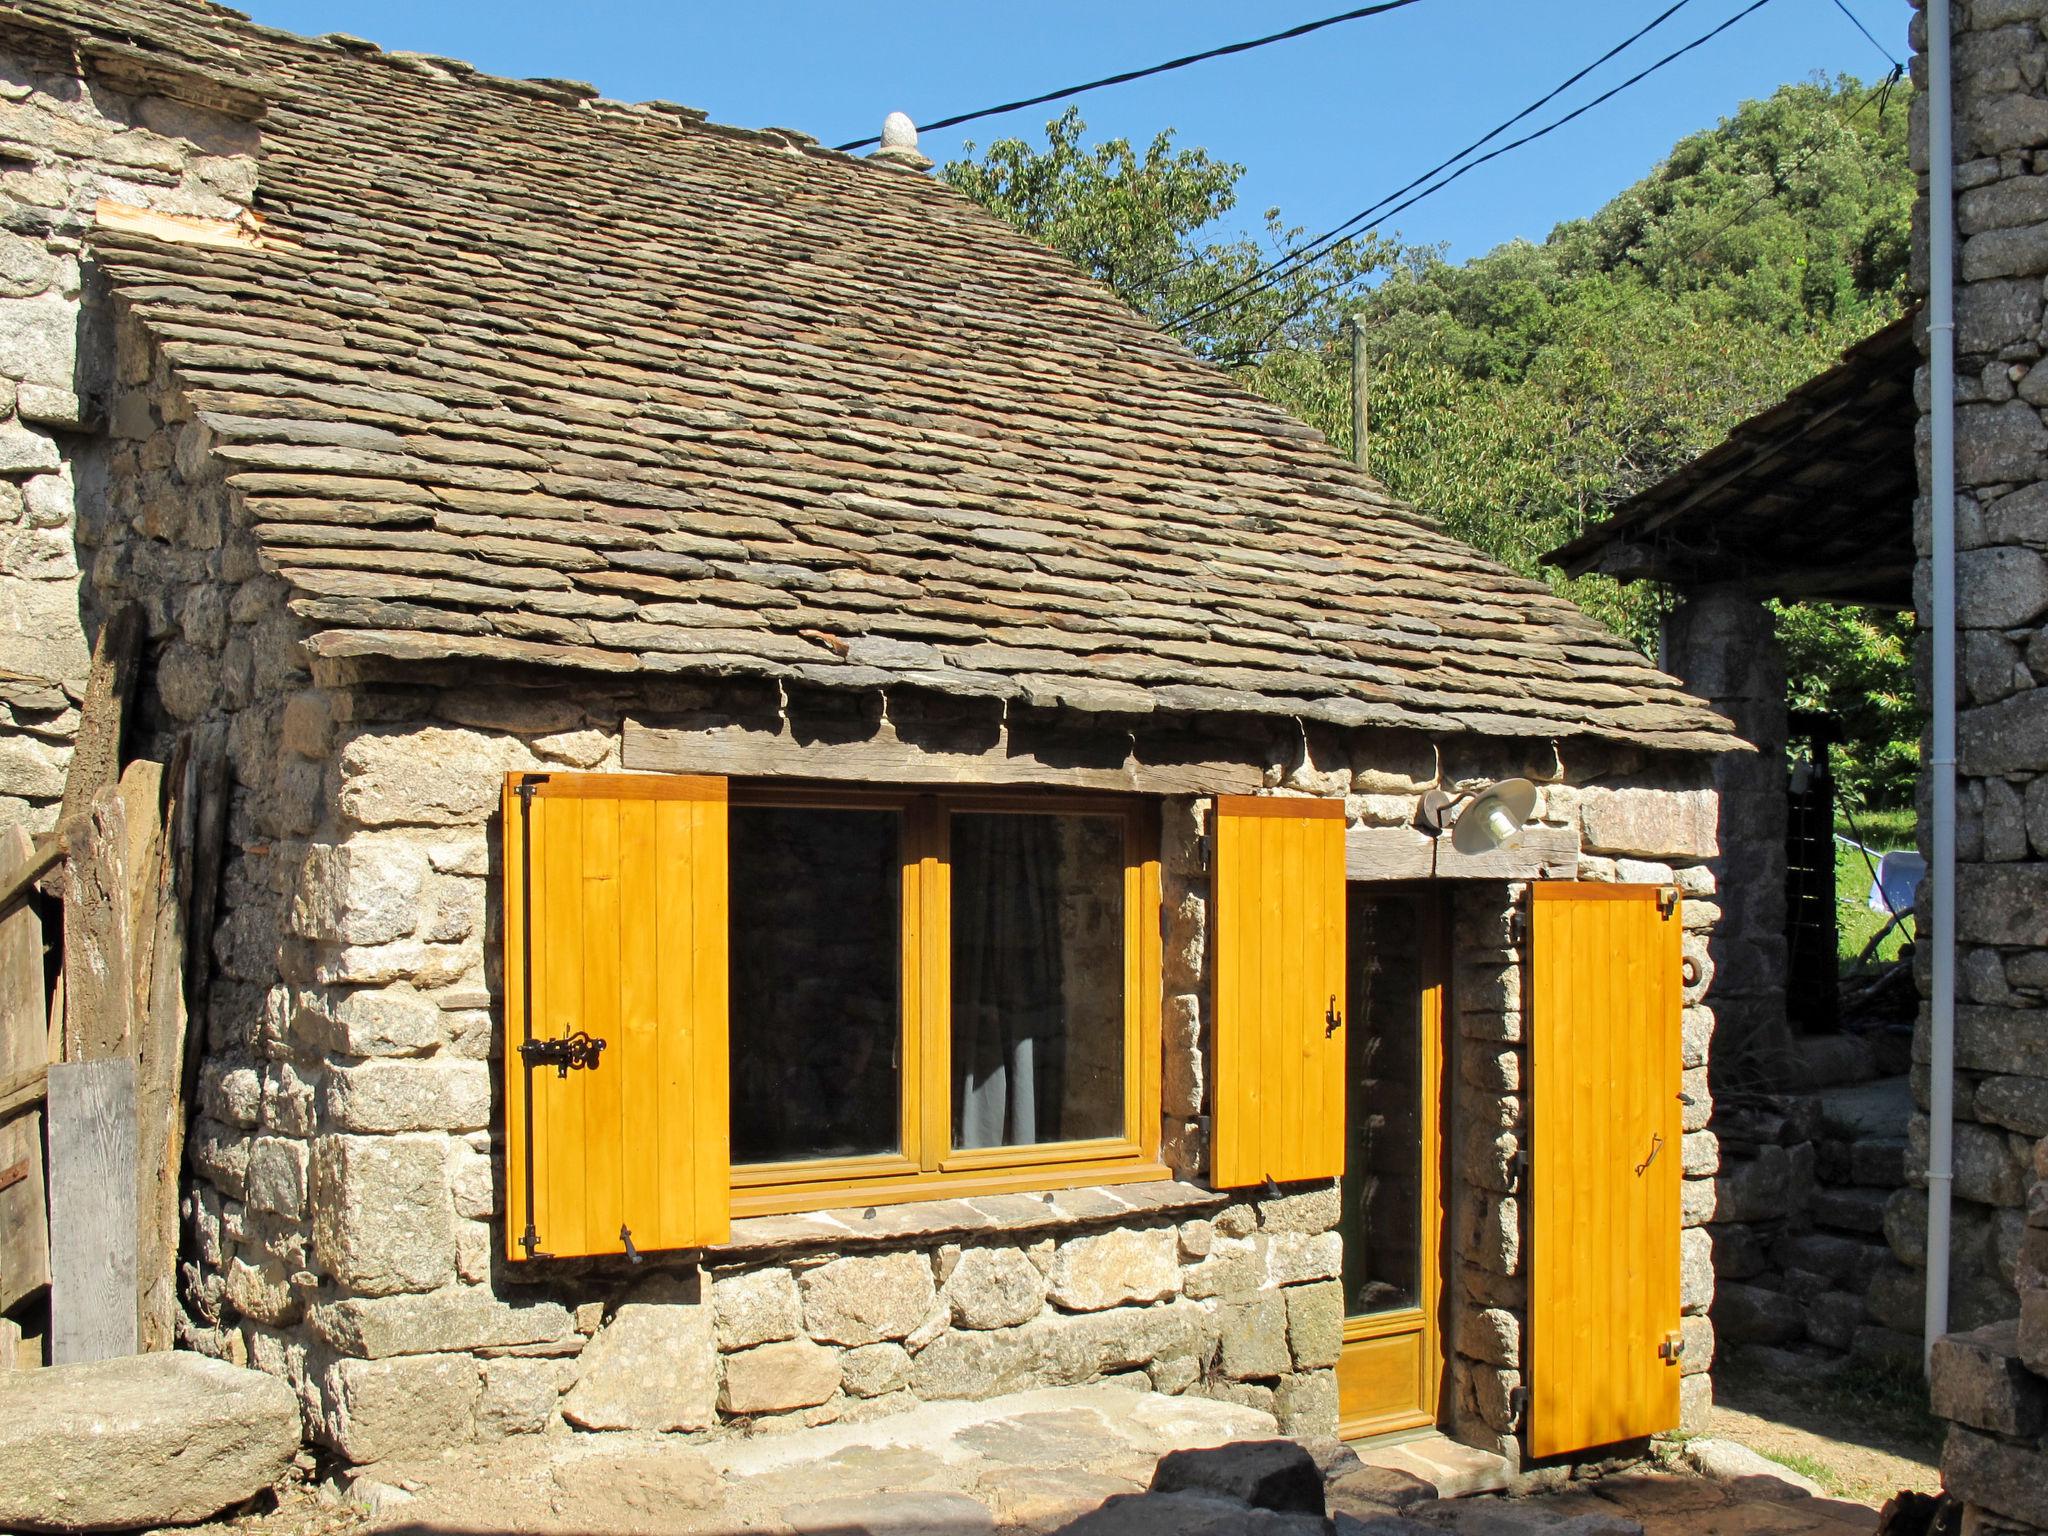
{"left": 947, "top": 75, "right": 1918, "bottom": 807}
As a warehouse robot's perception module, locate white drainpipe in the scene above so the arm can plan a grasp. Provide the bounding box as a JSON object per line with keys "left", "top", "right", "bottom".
{"left": 1924, "top": 0, "right": 1957, "bottom": 1370}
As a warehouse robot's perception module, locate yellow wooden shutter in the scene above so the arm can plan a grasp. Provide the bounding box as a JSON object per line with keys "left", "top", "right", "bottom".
{"left": 501, "top": 772, "right": 730, "bottom": 1260}
{"left": 1211, "top": 796, "right": 1346, "bottom": 1188}
{"left": 1527, "top": 881, "right": 1683, "bottom": 1457}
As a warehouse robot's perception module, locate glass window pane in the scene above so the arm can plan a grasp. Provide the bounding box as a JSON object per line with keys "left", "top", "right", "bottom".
{"left": 729, "top": 806, "right": 901, "bottom": 1164}
{"left": 1341, "top": 891, "right": 1427, "bottom": 1316}
{"left": 951, "top": 811, "right": 1125, "bottom": 1150}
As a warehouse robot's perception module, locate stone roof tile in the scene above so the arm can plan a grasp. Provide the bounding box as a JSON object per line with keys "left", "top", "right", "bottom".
{"left": 51, "top": 0, "right": 1735, "bottom": 749}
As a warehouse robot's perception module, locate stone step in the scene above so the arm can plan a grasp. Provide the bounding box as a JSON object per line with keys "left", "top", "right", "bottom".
{"left": 1347, "top": 1433, "right": 1510, "bottom": 1500}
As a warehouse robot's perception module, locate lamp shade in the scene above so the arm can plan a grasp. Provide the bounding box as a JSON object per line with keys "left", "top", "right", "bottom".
{"left": 1451, "top": 777, "right": 1538, "bottom": 855}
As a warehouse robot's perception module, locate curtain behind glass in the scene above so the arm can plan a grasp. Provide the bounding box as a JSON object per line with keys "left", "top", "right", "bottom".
{"left": 951, "top": 812, "right": 1123, "bottom": 1149}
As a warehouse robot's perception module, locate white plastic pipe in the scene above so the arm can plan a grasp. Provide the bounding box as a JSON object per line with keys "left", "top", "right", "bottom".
{"left": 1924, "top": 0, "right": 1957, "bottom": 1370}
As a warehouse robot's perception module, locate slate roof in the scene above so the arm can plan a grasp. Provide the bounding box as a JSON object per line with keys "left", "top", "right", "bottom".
{"left": 1544, "top": 312, "right": 1916, "bottom": 608}
{"left": 51, "top": 0, "right": 1734, "bottom": 750}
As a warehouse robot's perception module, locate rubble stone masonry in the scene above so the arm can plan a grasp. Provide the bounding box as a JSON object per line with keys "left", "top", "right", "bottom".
{"left": 1909, "top": 0, "right": 2048, "bottom": 1338}
{"left": 0, "top": 20, "right": 258, "bottom": 832}
{"left": 144, "top": 635, "right": 1722, "bottom": 1462}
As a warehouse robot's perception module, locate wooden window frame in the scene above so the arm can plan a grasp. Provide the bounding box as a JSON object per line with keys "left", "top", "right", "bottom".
{"left": 728, "top": 783, "right": 1166, "bottom": 1218}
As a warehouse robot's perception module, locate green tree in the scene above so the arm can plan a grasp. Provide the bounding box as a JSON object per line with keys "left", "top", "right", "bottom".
{"left": 947, "top": 76, "right": 1919, "bottom": 806}
{"left": 942, "top": 108, "right": 1399, "bottom": 366}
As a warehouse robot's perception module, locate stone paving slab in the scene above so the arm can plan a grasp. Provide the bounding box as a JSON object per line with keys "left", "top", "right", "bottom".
{"left": 1348, "top": 1436, "right": 1510, "bottom": 1500}
{"left": 342, "top": 1395, "right": 1883, "bottom": 1536}
{"left": 355, "top": 1386, "right": 1283, "bottom": 1534}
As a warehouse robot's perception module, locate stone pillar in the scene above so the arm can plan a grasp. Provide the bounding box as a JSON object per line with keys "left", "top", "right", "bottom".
{"left": 1662, "top": 589, "right": 1790, "bottom": 1090}
{"left": 1909, "top": 0, "right": 2048, "bottom": 1333}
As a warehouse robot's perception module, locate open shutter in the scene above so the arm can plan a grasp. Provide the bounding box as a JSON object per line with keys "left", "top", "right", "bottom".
{"left": 1527, "top": 881, "right": 1683, "bottom": 1456}
{"left": 1211, "top": 796, "right": 1346, "bottom": 1188}
{"left": 502, "top": 772, "right": 729, "bottom": 1260}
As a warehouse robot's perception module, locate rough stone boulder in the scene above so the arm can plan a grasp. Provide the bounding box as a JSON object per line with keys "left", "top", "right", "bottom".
{"left": 0, "top": 1351, "right": 303, "bottom": 1531}
{"left": 1151, "top": 1438, "right": 1327, "bottom": 1515}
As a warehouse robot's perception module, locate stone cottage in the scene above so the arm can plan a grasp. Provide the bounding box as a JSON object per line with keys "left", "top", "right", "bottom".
{"left": 0, "top": 0, "right": 1737, "bottom": 1471}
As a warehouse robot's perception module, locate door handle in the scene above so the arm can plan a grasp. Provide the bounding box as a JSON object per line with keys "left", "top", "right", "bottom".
{"left": 1325, "top": 996, "right": 1343, "bottom": 1037}
{"left": 1634, "top": 1133, "right": 1663, "bottom": 1176}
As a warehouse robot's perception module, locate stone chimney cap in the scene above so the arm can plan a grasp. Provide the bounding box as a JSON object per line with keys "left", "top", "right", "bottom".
{"left": 871, "top": 111, "right": 932, "bottom": 171}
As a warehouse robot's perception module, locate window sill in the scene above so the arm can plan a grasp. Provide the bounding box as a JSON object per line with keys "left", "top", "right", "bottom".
{"left": 710, "top": 1176, "right": 1227, "bottom": 1262}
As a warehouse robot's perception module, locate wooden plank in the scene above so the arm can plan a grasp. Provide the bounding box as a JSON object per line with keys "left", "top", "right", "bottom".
{"left": 57, "top": 605, "right": 143, "bottom": 826}
{"left": 0, "top": 827, "right": 45, "bottom": 1083}
{"left": 0, "top": 1108, "right": 49, "bottom": 1311}
{"left": 623, "top": 714, "right": 1267, "bottom": 797}
{"left": 0, "top": 1065, "right": 45, "bottom": 1119}
{"left": 60, "top": 793, "right": 133, "bottom": 1063}
{"left": 47, "top": 1057, "right": 138, "bottom": 1363}
{"left": 143, "top": 738, "right": 194, "bottom": 1354}
{"left": 121, "top": 754, "right": 181, "bottom": 1354}
{"left": 1345, "top": 823, "right": 1579, "bottom": 882}
{"left": 0, "top": 832, "right": 63, "bottom": 920}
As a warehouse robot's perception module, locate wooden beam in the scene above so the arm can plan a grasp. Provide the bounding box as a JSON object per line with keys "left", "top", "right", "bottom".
{"left": 0, "top": 832, "right": 64, "bottom": 918}
{"left": 133, "top": 749, "right": 185, "bottom": 1354}
{"left": 623, "top": 713, "right": 1270, "bottom": 796}
{"left": 0, "top": 1065, "right": 45, "bottom": 1119}
{"left": 58, "top": 605, "right": 142, "bottom": 827}
{"left": 1347, "top": 823, "right": 1579, "bottom": 882}
{"left": 60, "top": 794, "right": 133, "bottom": 1063}
{"left": 47, "top": 1057, "right": 138, "bottom": 1364}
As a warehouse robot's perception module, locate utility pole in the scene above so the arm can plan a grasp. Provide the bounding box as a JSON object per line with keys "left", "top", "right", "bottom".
{"left": 1344, "top": 314, "right": 1369, "bottom": 475}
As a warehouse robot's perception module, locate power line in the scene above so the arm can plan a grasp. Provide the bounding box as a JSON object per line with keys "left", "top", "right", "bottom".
{"left": 830, "top": 0, "right": 1426, "bottom": 153}
{"left": 1172, "top": 0, "right": 1780, "bottom": 346}
{"left": 1827, "top": 0, "right": 1902, "bottom": 70}
{"left": 1218, "top": 57, "right": 1901, "bottom": 370}
{"left": 1151, "top": 0, "right": 1698, "bottom": 329}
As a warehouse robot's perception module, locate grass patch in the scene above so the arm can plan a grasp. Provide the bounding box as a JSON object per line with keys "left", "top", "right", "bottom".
{"left": 1760, "top": 1448, "right": 1841, "bottom": 1493}
{"left": 1835, "top": 814, "right": 1915, "bottom": 970}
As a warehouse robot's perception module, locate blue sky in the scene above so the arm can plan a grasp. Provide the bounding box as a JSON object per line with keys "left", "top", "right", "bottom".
{"left": 233, "top": 0, "right": 1908, "bottom": 266}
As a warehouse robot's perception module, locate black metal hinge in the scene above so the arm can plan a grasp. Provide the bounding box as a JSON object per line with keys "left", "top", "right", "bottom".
{"left": 520, "top": 1030, "right": 607, "bottom": 1078}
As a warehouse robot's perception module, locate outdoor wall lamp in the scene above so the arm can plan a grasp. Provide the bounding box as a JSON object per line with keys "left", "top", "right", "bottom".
{"left": 1416, "top": 777, "right": 1539, "bottom": 854}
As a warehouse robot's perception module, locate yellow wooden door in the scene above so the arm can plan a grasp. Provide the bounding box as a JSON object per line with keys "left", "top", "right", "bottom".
{"left": 1212, "top": 796, "right": 1347, "bottom": 1188}
{"left": 502, "top": 772, "right": 730, "bottom": 1259}
{"left": 1527, "top": 881, "right": 1683, "bottom": 1457}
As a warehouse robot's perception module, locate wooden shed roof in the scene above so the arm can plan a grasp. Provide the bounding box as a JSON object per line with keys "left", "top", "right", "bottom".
{"left": 55, "top": 0, "right": 1734, "bottom": 750}
{"left": 1544, "top": 313, "right": 1917, "bottom": 608}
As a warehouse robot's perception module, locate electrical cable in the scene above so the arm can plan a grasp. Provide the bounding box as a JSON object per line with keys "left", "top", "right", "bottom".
{"left": 1174, "top": 0, "right": 1781, "bottom": 350}
{"left": 1216, "top": 59, "right": 1900, "bottom": 371}
{"left": 831, "top": 0, "right": 1426, "bottom": 153}
{"left": 1121, "top": 0, "right": 1697, "bottom": 310}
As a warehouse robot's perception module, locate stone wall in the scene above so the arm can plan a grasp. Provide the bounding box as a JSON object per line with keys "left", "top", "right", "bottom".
{"left": 1661, "top": 589, "right": 1791, "bottom": 1092}
{"left": 1926, "top": 1134, "right": 2048, "bottom": 1533}
{"left": 1908, "top": 0, "right": 2048, "bottom": 1336}
{"left": 0, "top": 21, "right": 258, "bottom": 831}
{"left": 144, "top": 655, "right": 1725, "bottom": 1465}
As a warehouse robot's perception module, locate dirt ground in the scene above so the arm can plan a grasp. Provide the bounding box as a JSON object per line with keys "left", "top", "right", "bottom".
{"left": 1710, "top": 1368, "right": 1943, "bottom": 1509}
